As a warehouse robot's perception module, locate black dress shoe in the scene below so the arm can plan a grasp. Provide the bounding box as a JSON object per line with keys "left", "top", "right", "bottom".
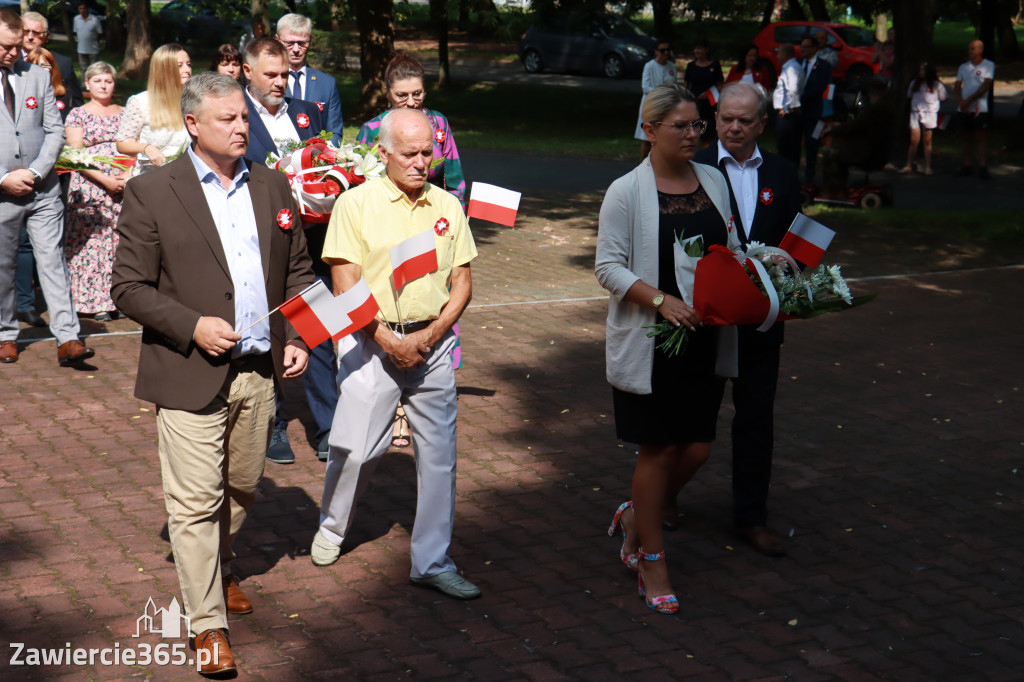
{"left": 737, "top": 526, "right": 787, "bottom": 556}
{"left": 18, "top": 310, "right": 46, "bottom": 327}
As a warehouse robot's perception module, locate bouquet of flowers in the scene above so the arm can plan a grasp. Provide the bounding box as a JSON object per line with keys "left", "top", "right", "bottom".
{"left": 267, "top": 132, "right": 385, "bottom": 223}
{"left": 56, "top": 146, "right": 136, "bottom": 174}
{"left": 647, "top": 235, "right": 874, "bottom": 356}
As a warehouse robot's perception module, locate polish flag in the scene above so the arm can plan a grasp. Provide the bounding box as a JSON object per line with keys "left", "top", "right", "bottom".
{"left": 822, "top": 83, "right": 835, "bottom": 101}
{"left": 810, "top": 120, "right": 826, "bottom": 140}
{"left": 706, "top": 85, "right": 720, "bottom": 106}
{"left": 467, "top": 182, "right": 521, "bottom": 227}
{"left": 936, "top": 113, "right": 952, "bottom": 130}
{"left": 280, "top": 278, "right": 380, "bottom": 347}
{"left": 391, "top": 230, "right": 438, "bottom": 290}
{"left": 779, "top": 214, "right": 835, "bottom": 269}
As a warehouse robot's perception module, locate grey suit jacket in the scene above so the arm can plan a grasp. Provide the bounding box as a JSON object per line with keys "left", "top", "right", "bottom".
{"left": 0, "top": 60, "right": 65, "bottom": 192}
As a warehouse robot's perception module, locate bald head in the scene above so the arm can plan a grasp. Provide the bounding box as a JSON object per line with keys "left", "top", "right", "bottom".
{"left": 379, "top": 108, "right": 434, "bottom": 198}
{"left": 968, "top": 40, "right": 984, "bottom": 63}
{"left": 778, "top": 43, "right": 795, "bottom": 62}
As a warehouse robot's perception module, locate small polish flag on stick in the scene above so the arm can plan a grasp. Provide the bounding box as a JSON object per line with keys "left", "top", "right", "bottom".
{"left": 822, "top": 83, "right": 835, "bottom": 101}
{"left": 391, "top": 230, "right": 438, "bottom": 290}
{"left": 279, "top": 279, "right": 376, "bottom": 348}
{"left": 810, "top": 120, "right": 826, "bottom": 140}
{"left": 706, "top": 85, "right": 720, "bottom": 106}
{"left": 467, "top": 182, "right": 521, "bottom": 227}
{"left": 936, "top": 113, "right": 951, "bottom": 130}
{"left": 779, "top": 214, "right": 835, "bottom": 269}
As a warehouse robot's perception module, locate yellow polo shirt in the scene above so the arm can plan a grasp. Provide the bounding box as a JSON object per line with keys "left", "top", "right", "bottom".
{"left": 322, "top": 176, "right": 477, "bottom": 324}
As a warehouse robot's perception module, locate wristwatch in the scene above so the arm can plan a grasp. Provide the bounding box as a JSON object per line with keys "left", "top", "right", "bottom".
{"left": 652, "top": 292, "right": 665, "bottom": 310}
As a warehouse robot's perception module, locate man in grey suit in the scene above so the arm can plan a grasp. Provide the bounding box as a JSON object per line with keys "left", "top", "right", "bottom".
{"left": 0, "top": 9, "right": 93, "bottom": 365}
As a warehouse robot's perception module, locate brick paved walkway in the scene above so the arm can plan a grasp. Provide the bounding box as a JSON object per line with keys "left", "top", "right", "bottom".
{"left": 2, "top": 197, "right": 1022, "bottom": 680}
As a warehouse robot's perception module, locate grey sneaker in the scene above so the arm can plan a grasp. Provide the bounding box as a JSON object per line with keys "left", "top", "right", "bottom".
{"left": 266, "top": 428, "right": 295, "bottom": 464}
{"left": 410, "top": 570, "right": 481, "bottom": 600}
{"left": 311, "top": 530, "right": 341, "bottom": 566}
{"left": 316, "top": 432, "right": 330, "bottom": 462}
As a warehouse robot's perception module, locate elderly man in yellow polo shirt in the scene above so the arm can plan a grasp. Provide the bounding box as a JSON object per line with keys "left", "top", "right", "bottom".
{"left": 312, "top": 107, "right": 480, "bottom": 599}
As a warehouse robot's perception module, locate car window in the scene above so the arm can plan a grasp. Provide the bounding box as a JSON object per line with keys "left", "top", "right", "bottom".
{"left": 773, "top": 26, "right": 807, "bottom": 45}
{"left": 597, "top": 14, "right": 645, "bottom": 38}
{"left": 833, "top": 26, "right": 875, "bottom": 48}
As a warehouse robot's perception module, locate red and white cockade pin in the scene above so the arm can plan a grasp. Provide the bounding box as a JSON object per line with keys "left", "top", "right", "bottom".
{"left": 433, "top": 217, "right": 450, "bottom": 236}
{"left": 759, "top": 188, "right": 774, "bottom": 206}
{"left": 434, "top": 128, "right": 446, "bottom": 145}
{"left": 316, "top": 101, "right": 324, "bottom": 112}
{"left": 727, "top": 215, "right": 736, "bottom": 233}
{"left": 277, "top": 209, "right": 293, "bottom": 230}
{"left": 296, "top": 113, "right": 310, "bottom": 128}
{"left": 25, "top": 96, "right": 38, "bottom": 109}
{"left": 56, "top": 100, "right": 65, "bottom": 110}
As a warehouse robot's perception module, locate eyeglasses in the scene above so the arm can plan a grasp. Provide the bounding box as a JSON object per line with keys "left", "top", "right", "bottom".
{"left": 655, "top": 119, "right": 706, "bottom": 135}
{"left": 280, "top": 40, "right": 310, "bottom": 49}
{"left": 24, "top": 30, "right": 49, "bottom": 37}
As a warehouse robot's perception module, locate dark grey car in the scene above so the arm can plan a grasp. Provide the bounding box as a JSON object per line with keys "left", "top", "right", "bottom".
{"left": 518, "top": 12, "right": 656, "bottom": 79}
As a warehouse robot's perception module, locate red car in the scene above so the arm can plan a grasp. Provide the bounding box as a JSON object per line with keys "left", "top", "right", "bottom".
{"left": 753, "top": 22, "right": 877, "bottom": 90}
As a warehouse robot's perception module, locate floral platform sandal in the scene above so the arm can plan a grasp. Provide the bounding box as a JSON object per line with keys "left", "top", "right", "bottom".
{"left": 608, "top": 501, "right": 639, "bottom": 571}
{"left": 637, "top": 548, "right": 679, "bottom": 614}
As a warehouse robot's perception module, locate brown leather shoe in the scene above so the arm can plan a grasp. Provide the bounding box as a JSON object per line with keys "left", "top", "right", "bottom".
{"left": 57, "top": 339, "right": 95, "bottom": 366}
{"left": 191, "top": 628, "right": 236, "bottom": 676}
{"left": 737, "top": 526, "right": 786, "bottom": 557}
{"left": 0, "top": 341, "right": 18, "bottom": 364}
{"left": 223, "top": 575, "right": 253, "bottom": 614}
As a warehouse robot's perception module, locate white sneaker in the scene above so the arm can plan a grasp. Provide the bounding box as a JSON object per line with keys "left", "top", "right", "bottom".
{"left": 310, "top": 530, "right": 341, "bottom": 566}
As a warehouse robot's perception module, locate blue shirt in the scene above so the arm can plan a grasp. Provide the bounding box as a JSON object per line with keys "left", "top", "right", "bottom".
{"left": 187, "top": 146, "right": 270, "bottom": 358}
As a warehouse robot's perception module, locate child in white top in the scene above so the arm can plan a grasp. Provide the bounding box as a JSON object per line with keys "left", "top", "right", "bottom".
{"left": 899, "top": 63, "right": 947, "bottom": 175}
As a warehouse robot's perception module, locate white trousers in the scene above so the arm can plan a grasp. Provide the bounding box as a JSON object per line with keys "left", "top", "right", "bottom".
{"left": 320, "top": 328, "right": 459, "bottom": 579}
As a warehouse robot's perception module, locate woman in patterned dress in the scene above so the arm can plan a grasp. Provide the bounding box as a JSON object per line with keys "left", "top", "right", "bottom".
{"left": 116, "top": 44, "right": 192, "bottom": 175}
{"left": 64, "top": 61, "right": 125, "bottom": 320}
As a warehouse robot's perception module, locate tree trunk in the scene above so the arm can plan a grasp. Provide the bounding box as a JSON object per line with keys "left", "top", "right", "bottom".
{"left": 652, "top": 0, "right": 673, "bottom": 41}
{"left": 252, "top": 0, "right": 271, "bottom": 38}
{"left": 979, "top": 0, "right": 996, "bottom": 53}
{"left": 782, "top": 1, "right": 806, "bottom": 22}
{"left": 430, "top": 0, "right": 451, "bottom": 89}
{"left": 874, "top": 13, "right": 888, "bottom": 42}
{"left": 457, "top": 0, "right": 470, "bottom": 31}
{"left": 995, "top": 0, "right": 1022, "bottom": 58}
{"left": 119, "top": 0, "right": 152, "bottom": 79}
{"left": 890, "top": 1, "right": 937, "bottom": 164}
{"left": 761, "top": 0, "right": 776, "bottom": 28}
{"left": 356, "top": 0, "right": 394, "bottom": 116}
{"left": 805, "top": 0, "right": 830, "bottom": 21}
{"left": 329, "top": 0, "right": 345, "bottom": 32}
{"left": 105, "top": 0, "right": 125, "bottom": 53}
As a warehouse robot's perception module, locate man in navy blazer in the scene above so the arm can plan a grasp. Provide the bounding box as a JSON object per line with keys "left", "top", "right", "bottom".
{"left": 276, "top": 13, "right": 343, "bottom": 139}
{"left": 695, "top": 82, "right": 802, "bottom": 557}
{"left": 798, "top": 36, "right": 832, "bottom": 182}
{"left": 241, "top": 37, "right": 336, "bottom": 465}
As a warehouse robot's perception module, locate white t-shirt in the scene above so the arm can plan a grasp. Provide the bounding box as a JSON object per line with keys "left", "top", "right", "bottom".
{"left": 907, "top": 81, "right": 947, "bottom": 115}
{"left": 956, "top": 59, "right": 995, "bottom": 114}
{"left": 73, "top": 14, "right": 102, "bottom": 55}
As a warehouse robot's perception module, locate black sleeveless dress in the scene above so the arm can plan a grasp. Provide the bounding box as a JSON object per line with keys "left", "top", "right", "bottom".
{"left": 612, "top": 185, "right": 729, "bottom": 445}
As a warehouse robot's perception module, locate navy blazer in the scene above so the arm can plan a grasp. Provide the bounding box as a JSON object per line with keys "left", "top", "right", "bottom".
{"left": 694, "top": 145, "right": 802, "bottom": 345}
{"left": 800, "top": 57, "right": 833, "bottom": 119}
{"left": 296, "top": 65, "right": 343, "bottom": 139}
{"left": 243, "top": 91, "right": 323, "bottom": 166}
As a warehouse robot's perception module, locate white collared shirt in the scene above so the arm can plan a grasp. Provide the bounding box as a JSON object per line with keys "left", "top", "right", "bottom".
{"left": 716, "top": 140, "right": 763, "bottom": 239}
{"left": 245, "top": 88, "right": 299, "bottom": 154}
{"left": 187, "top": 146, "right": 270, "bottom": 358}
{"left": 773, "top": 58, "right": 805, "bottom": 113}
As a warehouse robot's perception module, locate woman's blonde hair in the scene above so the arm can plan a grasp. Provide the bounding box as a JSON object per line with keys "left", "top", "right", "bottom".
{"left": 147, "top": 44, "right": 187, "bottom": 130}
{"left": 641, "top": 83, "right": 695, "bottom": 125}
{"left": 83, "top": 60, "right": 116, "bottom": 83}
{"left": 26, "top": 48, "right": 65, "bottom": 97}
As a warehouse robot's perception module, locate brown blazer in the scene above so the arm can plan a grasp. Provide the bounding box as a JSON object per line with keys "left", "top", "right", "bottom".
{"left": 111, "top": 154, "right": 314, "bottom": 411}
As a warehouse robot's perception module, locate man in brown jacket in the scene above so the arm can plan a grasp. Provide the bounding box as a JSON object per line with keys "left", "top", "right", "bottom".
{"left": 111, "top": 72, "right": 313, "bottom": 675}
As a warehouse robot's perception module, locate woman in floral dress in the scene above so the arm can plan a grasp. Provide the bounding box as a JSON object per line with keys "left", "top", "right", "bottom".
{"left": 64, "top": 62, "right": 126, "bottom": 320}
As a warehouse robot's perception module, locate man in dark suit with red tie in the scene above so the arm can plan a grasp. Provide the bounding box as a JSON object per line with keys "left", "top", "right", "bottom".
{"left": 695, "top": 81, "right": 802, "bottom": 556}
{"left": 241, "top": 37, "right": 336, "bottom": 465}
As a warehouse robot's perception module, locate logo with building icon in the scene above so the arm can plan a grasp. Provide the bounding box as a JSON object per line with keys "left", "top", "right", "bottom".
{"left": 134, "top": 597, "right": 190, "bottom": 639}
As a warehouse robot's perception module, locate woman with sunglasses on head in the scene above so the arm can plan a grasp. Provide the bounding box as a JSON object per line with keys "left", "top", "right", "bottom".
{"left": 597, "top": 84, "right": 742, "bottom": 615}
{"left": 356, "top": 52, "right": 465, "bottom": 208}
{"left": 634, "top": 39, "right": 677, "bottom": 160}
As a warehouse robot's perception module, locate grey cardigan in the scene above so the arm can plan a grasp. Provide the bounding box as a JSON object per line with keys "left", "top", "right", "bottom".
{"left": 595, "top": 157, "right": 743, "bottom": 394}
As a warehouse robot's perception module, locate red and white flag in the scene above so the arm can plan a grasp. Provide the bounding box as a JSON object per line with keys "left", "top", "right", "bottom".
{"left": 467, "top": 182, "right": 521, "bottom": 227}
{"left": 822, "top": 83, "right": 835, "bottom": 101}
{"left": 810, "top": 120, "right": 826, "bottom": 140}
{"left": 280, "top": 278, "right": 380, "bottom": 347}
{"left": 936, "top": 113, "right": 952, "bottom": 130}
{"left": 707, "top": 85, "right": 720, "bottom": 106}
{"left": 779, "top": 214, "right": 835, "bottom": 268}
{"left": 390, "top": 230, "right": 438, "bottom": 290}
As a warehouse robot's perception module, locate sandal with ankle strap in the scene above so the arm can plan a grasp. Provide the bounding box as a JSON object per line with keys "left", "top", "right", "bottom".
{"left": 608, "top": 501, "right": 639, "bottom": 571}
{"left": 637, "top": 548, "right": 679, "bottom": 614}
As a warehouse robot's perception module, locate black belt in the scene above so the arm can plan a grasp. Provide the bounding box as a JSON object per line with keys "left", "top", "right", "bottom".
{"left": 229, "top": 352, "right": 271, "bottom": 369}
{"left": 396, "top": 320, "right": 433, "bottom": 333}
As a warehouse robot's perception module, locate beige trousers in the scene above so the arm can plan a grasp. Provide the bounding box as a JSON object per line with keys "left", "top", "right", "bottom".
{"left": 156, "top": 358, "right": 275, "bottom": 635}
